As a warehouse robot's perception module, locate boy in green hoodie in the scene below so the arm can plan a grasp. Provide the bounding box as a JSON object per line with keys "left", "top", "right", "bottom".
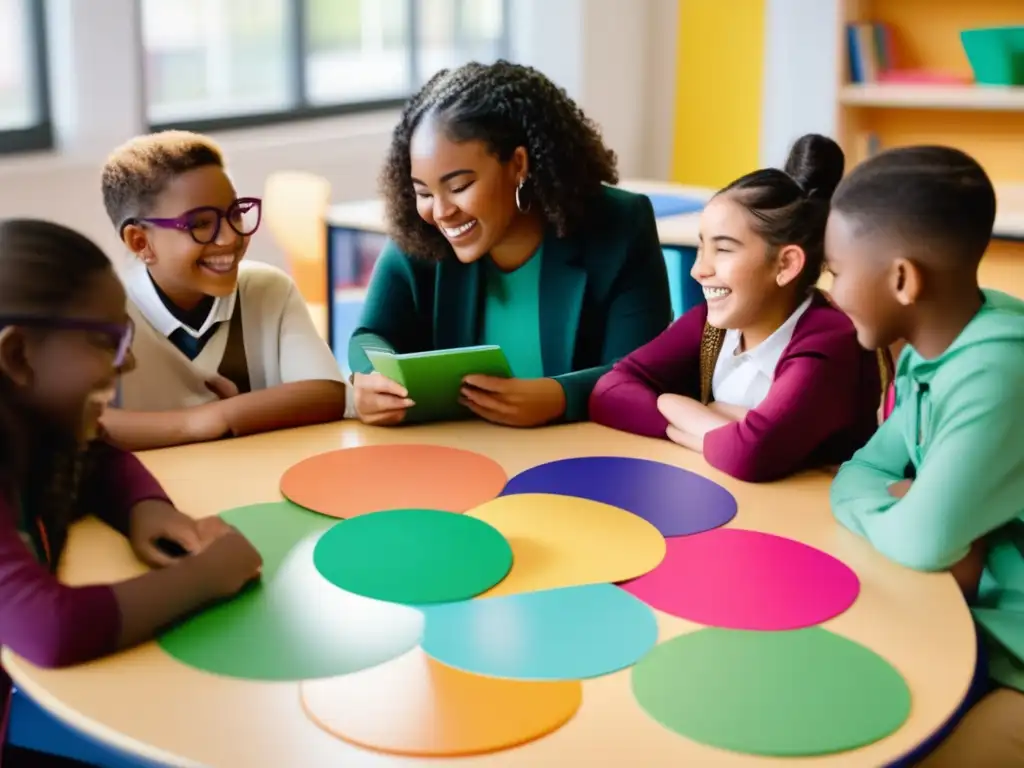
{"left": 824, "top": 145, "right": 1024, "bottom": 766}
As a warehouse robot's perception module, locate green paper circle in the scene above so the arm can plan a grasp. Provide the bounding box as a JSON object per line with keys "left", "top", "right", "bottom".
{"left": 157, "top": 502, "right": 424, "bottom": 681}
{"left": 313, "top": 508, "right": 513, "bottom": 604}
{"left": 631, "top": 627, "right": 911, "bottom": 756}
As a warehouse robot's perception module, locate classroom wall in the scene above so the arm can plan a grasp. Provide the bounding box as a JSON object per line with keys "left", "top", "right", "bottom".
{"left": 670, "top": 0, "right": 840, "bottom": 184}
{"left": 759, "top": 0, "right": 839, "bottom": 167}
{"left": 670, "top": 0, "right": 767, "bottom": 188}
{"left": 0, "top": 0, "right": 679, "bottom": 272}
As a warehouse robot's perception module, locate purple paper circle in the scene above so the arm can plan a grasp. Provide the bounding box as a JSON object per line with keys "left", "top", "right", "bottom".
{"left": 619, "top": 528, "right": 861, "bottom": 630}
{"left": 501, "top": 456, "right": 737, "bottom": 537}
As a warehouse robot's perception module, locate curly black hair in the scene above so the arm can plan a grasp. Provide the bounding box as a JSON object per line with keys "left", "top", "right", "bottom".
{"left": 380, "top": 59, "right": 619, "bottom": 261}
{"left": 101, "top": 130, "right": 224, "bottom": 235}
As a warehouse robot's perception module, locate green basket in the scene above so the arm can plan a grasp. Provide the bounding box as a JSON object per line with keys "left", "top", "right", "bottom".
{"left": 960, "top": 26, "right": 1024, "bottom": 86}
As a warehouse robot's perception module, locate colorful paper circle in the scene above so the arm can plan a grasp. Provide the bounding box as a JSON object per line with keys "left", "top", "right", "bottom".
{"left": 631, "top": 627, "right": 911, "bottom": 756}
{"left": 279, "top": 444, "right": 508, "bottom": 519}
{"left": 157, "top": 502, "right": 423, "bottom": 680}
{"left": 420, "top": 583, "right": 658, "bottom": 681}
{"left": 300, "top": 648, "right": 582, "bottom": 757}
{"left": 313, "top": 508, "right": 513, "bottom": 604}
{"left": 466, "top": 493, "right": 666, "bottom": 598}
{"left": 501, "top": 456, "right": 737, "bottom": 536}
{"left": 620, "top": 527, "right": 860, "bottom": 630}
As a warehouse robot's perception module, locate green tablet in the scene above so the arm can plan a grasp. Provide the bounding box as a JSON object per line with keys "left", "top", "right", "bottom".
{"left": 365, "top": 345, "right": 513, "bottom": 423}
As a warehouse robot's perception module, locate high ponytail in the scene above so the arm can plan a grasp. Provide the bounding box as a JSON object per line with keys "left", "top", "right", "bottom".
{"left": 720, "top": 133, "right": 845, "bottom": 295}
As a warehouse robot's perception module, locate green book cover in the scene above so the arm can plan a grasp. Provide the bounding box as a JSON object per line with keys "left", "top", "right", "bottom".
{"left": 364, "top": 345, "right": 513, "bottom": 423}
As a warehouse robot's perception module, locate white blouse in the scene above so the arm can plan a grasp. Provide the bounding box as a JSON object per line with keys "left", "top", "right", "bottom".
{"left": 711, "top": 296, "right": 813, "bottom": 408}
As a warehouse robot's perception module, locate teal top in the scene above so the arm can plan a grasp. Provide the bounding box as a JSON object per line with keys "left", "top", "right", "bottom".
{"left": 348, "top": 185, "right": 674, "bottom": 422}
{"left": 480, "top": 248, "right": 545, "bottom": 379}
{"left": 830, "top": 289, "right": 1024, "bottom": 691}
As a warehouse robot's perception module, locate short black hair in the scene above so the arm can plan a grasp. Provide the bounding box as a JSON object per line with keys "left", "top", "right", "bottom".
{"left": 101, "top": 130, "right": 224, "bottom": 233}
{"left": 831, "top": 145, "right": 996, "bottom": 265}
{"left": 720, "top": 133, "right": 845, "bottom": 294}
{"left": 380, "top": 59, "right": 618, "bottom": 261}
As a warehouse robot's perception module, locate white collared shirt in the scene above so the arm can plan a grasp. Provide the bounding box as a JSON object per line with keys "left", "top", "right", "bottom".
{"left": 711, "top": 296, "right": 813, "bottom": 408}
{"left": 119, "top": 257, "right": 354, "bottom": 417}
{"left": 128, "top": 266, "right": 234, "bottom": 340}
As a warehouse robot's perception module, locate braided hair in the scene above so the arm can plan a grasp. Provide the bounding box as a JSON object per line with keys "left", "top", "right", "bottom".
{"left": 380, "top": 60, "right": 619, "bottom": 261}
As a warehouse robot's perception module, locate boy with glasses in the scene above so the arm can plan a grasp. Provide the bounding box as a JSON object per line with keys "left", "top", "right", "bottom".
{"left": 100, "top": 130, "right": 351, "bottom": 450}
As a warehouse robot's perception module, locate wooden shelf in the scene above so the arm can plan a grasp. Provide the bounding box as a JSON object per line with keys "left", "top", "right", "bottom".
{"left": 840, "top": 83, "right": 1024, "bottom": 111}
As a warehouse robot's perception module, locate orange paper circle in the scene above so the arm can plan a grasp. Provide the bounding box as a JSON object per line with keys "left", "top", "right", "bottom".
{"left": 300, "top": 648, "right": 582, "bottom": 757}
{"left": 280, "top": 444, "right": 508, "bottom": 519}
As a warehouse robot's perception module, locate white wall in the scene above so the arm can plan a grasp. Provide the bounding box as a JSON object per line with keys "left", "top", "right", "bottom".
{"left": 759, "top": 0, "right": 840, "bottom": 167}
{"left": 0, "top": 0, "right": 676, "bottom": 271}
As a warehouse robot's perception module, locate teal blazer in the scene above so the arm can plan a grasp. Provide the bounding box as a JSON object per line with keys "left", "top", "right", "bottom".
{"left": 348, "top": 186, "right": 673, "bottom": 422}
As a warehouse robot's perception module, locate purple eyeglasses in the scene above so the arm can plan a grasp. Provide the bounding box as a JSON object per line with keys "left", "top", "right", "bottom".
{"left": 121, "top": 197, "right": 262, "bottom": 245}
{"left": 0, "top": 316, "right": 134, "bottom": 367}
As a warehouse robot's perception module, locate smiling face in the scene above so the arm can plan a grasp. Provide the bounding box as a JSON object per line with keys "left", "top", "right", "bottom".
{"left": 692, "top": 194, "right": 805, "bottom": 330}
{"left": 824, "top": 211, "right": 908, "bottom": 350}
{"left": 123, "top": 165, "right": 251, "bottom": 308}
{"left": 0, "top": 267, "right": 131, "bottom": 444}
{"left": 409, "top": 116, "right": 527, "bottom": 264}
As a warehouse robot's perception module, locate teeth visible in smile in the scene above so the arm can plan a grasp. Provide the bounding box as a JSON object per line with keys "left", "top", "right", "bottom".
{"left": 703, "top": 286, "right": 731, "bottom": 299}
{"left": 199, "top": 256, "right": 236, "bottom": 272}
{"left": 442, "top": 220, "right": 476, "bottom": 238}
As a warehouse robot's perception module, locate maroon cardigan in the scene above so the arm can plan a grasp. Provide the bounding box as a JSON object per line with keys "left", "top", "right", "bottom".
{"left": 589, "top": 292, "right": 881, "bottom": 482}
{"left": 0, "top": 443, "right": 169, "bottom": 747}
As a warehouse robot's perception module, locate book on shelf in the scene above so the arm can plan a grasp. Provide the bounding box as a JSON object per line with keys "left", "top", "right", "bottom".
{"left": 846, "top": 22, "right": 892, "bottom": 83}
{"left": 846, "top": 21, "right": 972, "bottom": 86}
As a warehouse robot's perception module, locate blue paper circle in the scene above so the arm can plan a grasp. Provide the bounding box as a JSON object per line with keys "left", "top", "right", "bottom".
{"left": 501, "top": 456, "right": 737, "bottom": 537}
{"left": 420, "top": 583, "right": 658, "bottom": 681}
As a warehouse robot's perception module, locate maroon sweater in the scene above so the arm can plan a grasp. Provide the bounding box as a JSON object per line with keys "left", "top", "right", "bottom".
{"left": 589, "top": 293, "right": 881, "bottom": 482}
{"left": 0, "top": 443, "right": 169, "bottom": 745}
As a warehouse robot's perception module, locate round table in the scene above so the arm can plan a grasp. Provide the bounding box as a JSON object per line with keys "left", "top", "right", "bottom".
{"left": 4, "top": 421, "right": 977, "bottom": 767}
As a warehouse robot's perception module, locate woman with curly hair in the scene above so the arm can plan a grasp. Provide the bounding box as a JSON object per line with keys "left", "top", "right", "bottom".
{"left": 349, "top": 60, "right": 673, "bottom": 427}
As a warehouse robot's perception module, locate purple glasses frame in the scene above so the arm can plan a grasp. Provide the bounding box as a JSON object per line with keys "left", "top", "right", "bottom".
{"left": 122, "top": 197, "right": 263, "bottom": 245}
{"left": 0, "top": 316, "right": 135, "bottom": 367}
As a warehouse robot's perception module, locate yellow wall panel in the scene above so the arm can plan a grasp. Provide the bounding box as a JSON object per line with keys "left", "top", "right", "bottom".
{"left": 671, "top": 0, "right": 766, "bottom": 188}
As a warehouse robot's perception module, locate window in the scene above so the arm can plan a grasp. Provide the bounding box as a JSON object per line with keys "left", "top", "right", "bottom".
{"left": 140, "top": 0, "right": 510, "bottom": 131}
{"left": 0, "top": 0, "right": 51, "bottom": 154}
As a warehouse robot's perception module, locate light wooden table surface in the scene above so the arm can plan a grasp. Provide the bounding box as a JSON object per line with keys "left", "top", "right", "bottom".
{"left": 4, "top": 421, "right": 976, "bottom": 768}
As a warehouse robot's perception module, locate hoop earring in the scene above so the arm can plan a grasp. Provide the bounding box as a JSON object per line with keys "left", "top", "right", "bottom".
{"left": 515, "top": 177, "right": 531, "bottom": 213}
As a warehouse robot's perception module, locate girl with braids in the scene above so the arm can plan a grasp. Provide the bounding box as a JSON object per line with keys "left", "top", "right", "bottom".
{"left": 590, "top": 134, "right": 882, "bottom": 483}
{"left": 349, "top": 60, "right": 673, "bottom": 427}
{"left": 0, "top": 220, "right": 261, "bottom": 765}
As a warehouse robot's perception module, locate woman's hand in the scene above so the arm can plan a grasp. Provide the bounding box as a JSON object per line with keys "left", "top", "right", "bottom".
{"left": 352, "top": 372, "right": 415, "bottom": 426}
{"left": 460, "top": 376, "right": 567, "bottom": 427}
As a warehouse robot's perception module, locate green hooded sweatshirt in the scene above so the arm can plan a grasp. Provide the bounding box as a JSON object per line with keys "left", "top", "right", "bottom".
{"left": 831, "top": 288, "right": 1024, "bottom": 691}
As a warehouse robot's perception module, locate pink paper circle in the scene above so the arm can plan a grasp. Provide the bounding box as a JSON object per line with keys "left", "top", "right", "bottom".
{"left": 619, "top": 528, "right": 860, "bottom": 630}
